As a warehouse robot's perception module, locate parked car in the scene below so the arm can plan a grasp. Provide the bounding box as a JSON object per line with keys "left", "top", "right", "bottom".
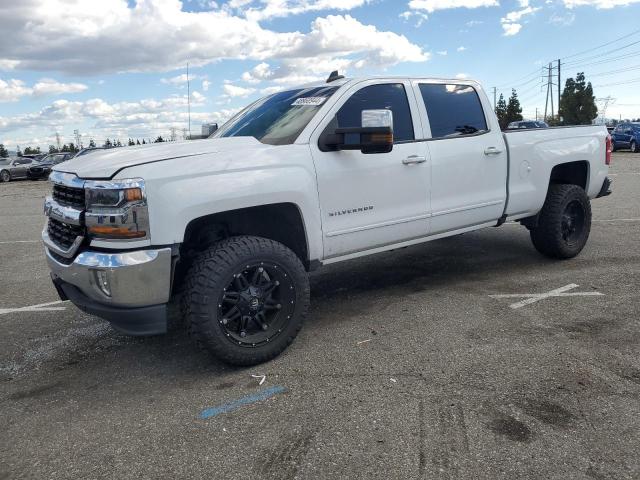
{"left": 0, "top": 157, "right": 33, "bottom": 182}
{"left": 43, "top": 74, "right": 611, "bottom": 366}
{"left": 610, "top": 122, "right": 640, "bottom": 152}
{"left": 27, "top": 152, "right": 74, "bottom": 180}
{"left": 506, "top": 120, "right": 549, "bottom": 129}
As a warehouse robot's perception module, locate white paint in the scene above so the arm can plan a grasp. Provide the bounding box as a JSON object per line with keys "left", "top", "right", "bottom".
{"left": 0, "top": 300, "right": 67, "bottom": 316}
{"left": 250, "top": 374, "right": 266, "bottom": 386}
{"left": 0, "top": 240, "right": 40, "bottom": 244}
{"left": 489, "top": 283, "right": 604, "bottom": 309}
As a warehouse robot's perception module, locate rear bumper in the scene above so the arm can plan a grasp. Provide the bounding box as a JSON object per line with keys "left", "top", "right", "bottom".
{"left": 596, "top": 176, "right": 612, "bottom": 198}
{"left": 46, "top": 247, "right": 173, "bottom": 335}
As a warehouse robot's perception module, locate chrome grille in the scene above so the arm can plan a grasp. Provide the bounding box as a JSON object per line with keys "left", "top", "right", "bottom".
{"left": 52, "top": 184, "right": 85, "bottom": 209}
{"left": 47, "top": 218, "right": 84, "bottom": 250}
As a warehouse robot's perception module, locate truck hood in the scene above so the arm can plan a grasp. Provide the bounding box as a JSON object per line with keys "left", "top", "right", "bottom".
{"left": 54, "top": 137, "right": 265, "bottom": 179}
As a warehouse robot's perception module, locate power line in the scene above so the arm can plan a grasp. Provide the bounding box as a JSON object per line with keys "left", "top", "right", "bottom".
{"left": 560, "top": 27, "right": 640, "bottom": 61}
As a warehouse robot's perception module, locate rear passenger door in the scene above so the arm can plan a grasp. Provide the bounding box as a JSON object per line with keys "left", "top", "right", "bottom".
{"left": 413, "top": 81, "right": 507, "bottom": 234}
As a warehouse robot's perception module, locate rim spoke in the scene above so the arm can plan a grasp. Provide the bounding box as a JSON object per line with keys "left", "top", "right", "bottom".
{"left": 222, "top": 291, "right": 240, "bottom": 304}
{"left": 234, "top": 273, "right": 249, "bottom": 290}
{"left": 253, "top": 311, "right": 268, "bottom": 330}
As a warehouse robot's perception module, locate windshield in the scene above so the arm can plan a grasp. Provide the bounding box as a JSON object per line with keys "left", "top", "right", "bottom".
{"left": 214, "top": 86, "right": 338, "bottom": 145}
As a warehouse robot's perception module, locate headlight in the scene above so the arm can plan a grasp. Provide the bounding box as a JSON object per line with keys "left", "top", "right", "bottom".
{"left": 84, "top": 178, "right": 149, "bottom": 240}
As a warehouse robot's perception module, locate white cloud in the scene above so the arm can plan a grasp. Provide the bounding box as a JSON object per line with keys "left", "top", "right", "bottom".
{"left": 236, "top": 0, "right": 371, "bottom": 21}
{"left": 502, "top": 23, "right": 522, "bottom": 35}
{"left": 241, "top": 62, "right": 274, "bottom": 83}
{"left": 457, "top": 46, "right": 467, "bottom": 52}
{"left": 0, "top": 2, "right": 426, "bottom": 76}
{"left": 408, "top": 0, "right": 499, "bottom": 13}
{"left": 436, "top": 50, "right": 448, "bottom": 55}
{"left": 455, "top": 72, "right": 469, "bottom": 78}
{"left": 223, "top": 84, "right": 256, "bottom": 97}
{"left": 501, "top": 5, "right": 540, "bottom": 35}
{"left": 563, "top": 0, "right": 640, "bottom": 7}
{"left": 0, "top": 77, "right": 88, "bottom": 102}
{"left": 202, "top": 80, "right": 212, "bottom": 91}
{"left": 0, "top": 79, "right": 31, "bottom": 102}
{"left": 465, "top": 19, "right": 484, "bottom": 26}
{"left": 548, "top": 12, "right": 575, "bottom": 24}
{"left": 161, "top": 74, "right": 191, "bottom": 86}
{"left": 32, "top": 79, "right": 88, "bottom": 96}
{"left": 399, "top": 10, "right": 429, "bottom": 26}
{"left": 260, "top": 86, "right": 285, "bottom": 95}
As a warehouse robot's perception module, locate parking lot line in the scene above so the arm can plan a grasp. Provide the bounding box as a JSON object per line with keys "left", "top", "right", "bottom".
{"left": 489, "top": 284, "right": 604, "bottom": 309}
{"left": 0, "top": 240, "right": 40, "bottom": 244}
{"left": 0, "top": 300, "right": 67, "bottom": 315}
{"left": 199, "top": 386, "right": 287, "bottom": 419}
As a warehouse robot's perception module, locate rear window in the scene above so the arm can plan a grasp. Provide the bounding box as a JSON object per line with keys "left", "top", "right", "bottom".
{"left": 418, "top": 83, "right": 488, "bottom": 138}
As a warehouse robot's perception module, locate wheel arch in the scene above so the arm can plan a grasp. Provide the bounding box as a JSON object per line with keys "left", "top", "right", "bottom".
{"left": 181, "top": 202, "right": 311, "bottom": 269}
{"left": 549, "top": 160, "right": 589, "bottom": 190}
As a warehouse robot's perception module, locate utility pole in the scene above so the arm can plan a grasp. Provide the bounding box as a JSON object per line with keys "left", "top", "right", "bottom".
{"left": 186, "top": 63, "right": 191, "bottom": 140}
{"left": 557, "top": 59, "right": 561, "bottom": 121}
{"left": 492, "top": 87, "right": 497, "bottom": 110}
{"left": 544, "top": 64, "right": 550, "bottom": 121}
{"left": 55, "top": 132, "right": 61, "bottom": 151}
{"left": 170, "top": 127, "right": 177, "bottom": 142}
{"left": 73, "top": 129, "right": 81, "bottom": 149}
{"left": 535, "top": 107, "right": 538, "bottom": 121}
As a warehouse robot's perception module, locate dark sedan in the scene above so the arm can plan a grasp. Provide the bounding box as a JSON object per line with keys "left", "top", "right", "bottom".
{"left": 27, "top": 152, "right": 74, "bottom": 180}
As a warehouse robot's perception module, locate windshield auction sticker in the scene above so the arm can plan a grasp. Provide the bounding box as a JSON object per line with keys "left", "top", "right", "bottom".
{"left": 291, "top": 97, "right": 327, "bottom": 106}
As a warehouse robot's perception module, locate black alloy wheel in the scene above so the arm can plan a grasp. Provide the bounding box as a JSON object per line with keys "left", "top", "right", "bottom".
{"left": 560, "top": 200, "right": 586, "bottom": 247}
{"left": 218, "top": 262, "right": 296, "bottom": 347}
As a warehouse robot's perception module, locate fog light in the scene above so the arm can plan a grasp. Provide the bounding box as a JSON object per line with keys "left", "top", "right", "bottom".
{"left": 93, "top": 270, "right": 112, "bottom": 297}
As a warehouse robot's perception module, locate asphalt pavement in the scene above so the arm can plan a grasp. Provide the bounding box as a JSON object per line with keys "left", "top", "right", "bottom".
{"left": 1, "top": 154, "right": 639, "bottom": 479}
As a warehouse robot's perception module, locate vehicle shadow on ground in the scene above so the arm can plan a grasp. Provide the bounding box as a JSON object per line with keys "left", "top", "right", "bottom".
{"left": 1, "top": 229, "right": 556, "bottom": 394}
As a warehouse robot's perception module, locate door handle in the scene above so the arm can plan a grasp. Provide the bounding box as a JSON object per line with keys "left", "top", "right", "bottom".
{"left": 402, "top": 155, "right": 427, "bottom": 165}
{"left": 484, "top": 147, "right": 503, "bottom": 156}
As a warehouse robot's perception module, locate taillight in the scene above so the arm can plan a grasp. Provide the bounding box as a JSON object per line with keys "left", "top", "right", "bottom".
{"left": 605, "top": 134, "right": 612, "bottom": 165}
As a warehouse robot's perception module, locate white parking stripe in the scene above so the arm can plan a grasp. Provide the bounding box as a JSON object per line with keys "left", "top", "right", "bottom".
{"left": 489, "top": 284, "right": 604, "bottom": 309}
{"left": 0, "top": 240, "right": 40, "bottom": 244}
{"left": 0, "top": 300, "right": 67, "bottom": 315}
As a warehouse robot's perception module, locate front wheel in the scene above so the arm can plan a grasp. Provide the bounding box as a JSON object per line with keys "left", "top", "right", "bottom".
{"left": 631, "top": 140, "right": 639, "bottom": 153}
{"left": 0, "top": 170, "right": 10, "bottom": 182}
{"left": 182, "top": 236, "right": 310, "bottom": 366}
{"left": 530, "top": 184, "right": 592, "bottom": 259}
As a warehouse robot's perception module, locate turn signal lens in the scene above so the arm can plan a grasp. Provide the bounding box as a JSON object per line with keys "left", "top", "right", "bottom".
{"left": 87, "top": 225, "right": 147, "bottom": 239}
{"left": 124, "top": 188, "right": 143, "bottom": 202}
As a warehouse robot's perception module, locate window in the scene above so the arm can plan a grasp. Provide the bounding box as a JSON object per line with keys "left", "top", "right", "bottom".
{"left": 215, "top": 86, "right": 338, "bottom": 145}
{"left": 336, "top": 83, "right": 414, "bottom": 143}
{"left": 418, "top": 83, "right": 488, "bottom": 139}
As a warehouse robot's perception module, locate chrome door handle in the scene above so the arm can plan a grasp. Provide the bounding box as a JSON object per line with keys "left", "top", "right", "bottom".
{"left": 402, "top": 155, "right": 427, "bottom": 165}
{"left": 484, "top": 147, "right": 503, "bottom": 155}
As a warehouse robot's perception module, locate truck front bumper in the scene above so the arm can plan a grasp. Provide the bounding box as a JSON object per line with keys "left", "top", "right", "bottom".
{"left": 46, "top": 247, "right": 173, "bottom": 336}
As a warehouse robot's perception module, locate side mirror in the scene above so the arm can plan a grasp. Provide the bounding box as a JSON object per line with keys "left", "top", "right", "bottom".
{"left": 320, "top": 109, "right": 394, "bottom": 154}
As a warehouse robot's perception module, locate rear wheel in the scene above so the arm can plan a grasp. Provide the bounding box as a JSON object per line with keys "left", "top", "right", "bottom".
{"left": 631, "top": 140, "right": 638, "bottom": 153}
{"left": 182, "top": 236, "right": 310, "bottom": 366}
{"left": 610, "top": 140, "right": 616, "bottom": 152}
{"left": 530, "top": 184, "right": 591, "bottom": 259}
{"left": 0, "top": 170, "right": 10, "bottom": 182}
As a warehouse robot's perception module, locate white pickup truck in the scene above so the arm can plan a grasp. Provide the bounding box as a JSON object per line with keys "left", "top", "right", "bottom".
{"left": 44, "top": 74, "right": 612, "bottom": 365}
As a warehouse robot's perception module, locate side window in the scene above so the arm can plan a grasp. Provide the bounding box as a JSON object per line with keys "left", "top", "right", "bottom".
{"left": 336, "top": 83, "right": 414, "bottom": 143}
{"left": 418, "top": 83, "right": 488, "bottom": 138}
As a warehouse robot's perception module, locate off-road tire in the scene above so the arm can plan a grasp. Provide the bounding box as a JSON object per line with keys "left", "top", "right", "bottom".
{"left": 182, "top": 236, "right": 310, "bottom": 366}
{"left": 0, "top": 170, "right": 10, "bottom": 182}
{"left": 530, "top": 184, "right": 591, "bottom": 259}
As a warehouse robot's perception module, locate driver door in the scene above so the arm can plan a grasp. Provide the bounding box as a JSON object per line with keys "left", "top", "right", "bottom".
{"left": 309, "top": 80, "right": 431, "bottom": 259}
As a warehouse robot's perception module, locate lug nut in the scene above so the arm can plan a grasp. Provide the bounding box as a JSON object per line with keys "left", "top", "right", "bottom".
{"left": 262, "top": 324, "right": 269, "bottom": 331}
{"left": 240, "top": 330, "right": 247, "bottom": 338}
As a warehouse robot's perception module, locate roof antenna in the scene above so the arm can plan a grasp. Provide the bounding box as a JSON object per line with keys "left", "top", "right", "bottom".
{"left": 326, "top": 70, "right": 344, "bottom": 83}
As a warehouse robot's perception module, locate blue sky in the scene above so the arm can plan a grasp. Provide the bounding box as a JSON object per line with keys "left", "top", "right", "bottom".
{"left": 1, "top": 0, "right": 640, "bottom": 150}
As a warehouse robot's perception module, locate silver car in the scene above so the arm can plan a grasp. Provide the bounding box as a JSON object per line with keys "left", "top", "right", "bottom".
{"left": 0, "top": 158, "right": 34, "bottom": 182}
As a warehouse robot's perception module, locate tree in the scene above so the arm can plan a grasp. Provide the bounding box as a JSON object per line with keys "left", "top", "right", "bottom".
{"left": 49, "top": 145, "right": 58, "bottom": 153}
{"left": 128, "top": 138, "right": 135, "bottom": 146}
{"left": 89, "top": 139, "right": 96, "bottom": 148}
{"left": 142, "top": 139, "right": 147, "bottom": 144}
{"left": 104, "top": 138, "right": 112, "bottom": 148}
{"left": 559, "top": 72, "right": 598, "bottom": 125}
{"left": 0, "top": 144, "right": 8, "bottom": 158}
{"left": 116, "top": 139, "right": 122, "bottom": 147}
{"left": 16, "top": 146, "right": 22, "bottom": 157}
{"left": 24, "top": 146, "right": 41, "bottom": 154}
{"left": 505, "top": 89, "right": 523, "bottom": 126}
{"left": 495, "top": 93, "right": 508, "bottom": 129}
{"left": 136, "top": 139, "right": 141, "bottom": 145}
{"left": 154, "top": 136, "right": 164, "bottom": 143}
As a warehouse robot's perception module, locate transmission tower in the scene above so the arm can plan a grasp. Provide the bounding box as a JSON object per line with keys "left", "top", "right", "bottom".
{"left": 596, "top": 96, "right": 615, "bottom": 125}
